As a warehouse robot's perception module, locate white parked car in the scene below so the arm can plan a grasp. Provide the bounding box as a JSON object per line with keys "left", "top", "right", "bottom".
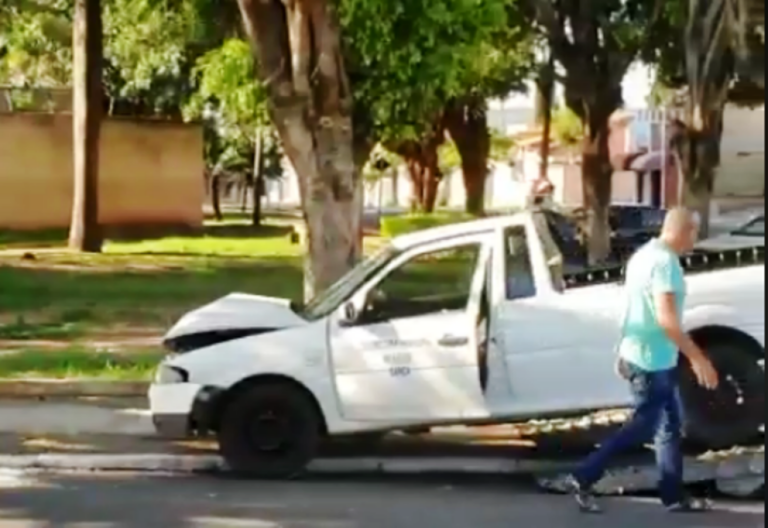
{"left": 696, "top": 215, "right": 765, "bottom": 252}
{"left": 149, "top": 210, "right": 766, "bottom": 478}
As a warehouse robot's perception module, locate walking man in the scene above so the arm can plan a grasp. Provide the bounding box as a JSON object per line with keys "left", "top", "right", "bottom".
{"left": 567, "top": 207, "right": 720, "bottom": 513}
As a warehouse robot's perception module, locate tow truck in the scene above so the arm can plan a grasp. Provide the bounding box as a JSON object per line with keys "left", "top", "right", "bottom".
{"left": 148, "top": 209, "right": 765, "bottom": 481}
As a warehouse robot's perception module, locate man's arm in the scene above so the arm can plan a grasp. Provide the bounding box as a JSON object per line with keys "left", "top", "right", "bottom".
{"left": 652, "top": 262, "right": 719, "bottom": 389}
{"left": 655, "top": 292, "right": 706, "bottom": 361}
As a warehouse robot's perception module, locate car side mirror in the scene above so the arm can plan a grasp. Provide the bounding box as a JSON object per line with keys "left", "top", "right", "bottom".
{"left": 338, "top": 302, "right": 359, "bottom": 327}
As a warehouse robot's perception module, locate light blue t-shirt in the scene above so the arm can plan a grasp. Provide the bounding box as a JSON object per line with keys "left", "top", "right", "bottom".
{"left": 618, "top": 238, "right": 686, "bottom": 372}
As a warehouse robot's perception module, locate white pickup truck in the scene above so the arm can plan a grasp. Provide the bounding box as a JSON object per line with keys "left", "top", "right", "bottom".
{"left": 148, "top": 210, "right": 765, "bottom": 478}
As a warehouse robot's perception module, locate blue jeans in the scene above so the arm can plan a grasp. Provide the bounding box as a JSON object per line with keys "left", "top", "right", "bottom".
{"left": 573, "top": 361, "right": 685, "bottom": 506}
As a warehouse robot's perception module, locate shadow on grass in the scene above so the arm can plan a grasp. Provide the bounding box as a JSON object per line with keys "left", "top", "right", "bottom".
{"left": 0, "top": 228, "right": 69, "bottom": 248}
{"left": 0, "top": 255, "right": 304, "bottom": 326}
{"left": 0, "top": 319, "right": 86, "bottom": 341}
{"left": 0, "top": 220, "right": 297, "bottom": 250}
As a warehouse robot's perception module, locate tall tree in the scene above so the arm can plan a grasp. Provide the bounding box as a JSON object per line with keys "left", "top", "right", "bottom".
{"left": 236, "top": 0, "right": 358, "bottom": 300}
{"left": 532, "top": 52, "right": 556, "bottom": 203}
{"left": 442, "top": 5, "right": 534, "bottom": 216}
{"left": 342, "top": 0, "right": 530, "bottom": 217}
{"left": 651, "top": 0, "right": 764, "bottom": 235}
{"left": 526, "top": 0, "right": 663, "bottom": 263}
{"left": 69, "top": 0, "right": 103, "bottom": 252}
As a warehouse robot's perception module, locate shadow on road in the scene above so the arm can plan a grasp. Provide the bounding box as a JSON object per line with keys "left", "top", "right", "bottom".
{"left": 0, "top": 471, "right": 763, "bottom": 528}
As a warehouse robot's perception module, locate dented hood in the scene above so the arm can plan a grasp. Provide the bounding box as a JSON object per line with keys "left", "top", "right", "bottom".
{"left": 164, "top": 293, "right": 307, "bottom": 340}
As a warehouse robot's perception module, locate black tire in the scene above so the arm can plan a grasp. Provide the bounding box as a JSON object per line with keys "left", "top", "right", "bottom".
{"left": 680, "top": 340, "right": 765, "bottom": 449}
{"left": 217, "top": 382, "right": 321, "bottom": 479}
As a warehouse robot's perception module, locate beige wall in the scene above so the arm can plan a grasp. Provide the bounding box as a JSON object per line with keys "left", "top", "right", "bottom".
{"left": 715, "top": 106, "right": 765, "bottom": 197}
{"left": 0, "top": 113, "right": 204, "bottom": 231}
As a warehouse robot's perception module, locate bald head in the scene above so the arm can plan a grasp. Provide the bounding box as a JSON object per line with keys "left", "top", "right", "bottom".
{"left": 661, "top": 207, "right": 700, "bottom": 253}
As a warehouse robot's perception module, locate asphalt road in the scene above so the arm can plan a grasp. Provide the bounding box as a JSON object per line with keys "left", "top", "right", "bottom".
{"left": 0, "top": 471, "right": 763, "bottom": 528}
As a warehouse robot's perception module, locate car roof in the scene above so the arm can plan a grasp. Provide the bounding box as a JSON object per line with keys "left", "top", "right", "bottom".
{"left": 391, "top": 212, "right": 529, "bottom": 250}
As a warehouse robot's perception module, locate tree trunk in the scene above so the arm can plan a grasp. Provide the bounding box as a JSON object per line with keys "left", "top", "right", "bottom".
{"left": 678, "top": 109, "right": 723, "bottom": 239}
{"left": 581, "top": 109, "right": 614, "bottom": 264}
{"left": 396, "top": 140, "right": 436, "bottom": 213}
{"left": 237, "top": 0, "right": 361, "bottom": 301}
{"left": 251, "top": 128, "right": 265, "bottom": 227}
{"left": 210, "top": 172, "right": 223, "bottom": 221}
{"left": 405, "top": 157, "right": 426, "bottom": 212}
{"left": 681, "top": 0, "right": 731, "bottom": 239}
{"left": 444, "top": 99, "right": 490, "bottom": 216}
{"left": 353, "top": 138, "right": 374, "bottom": 242}
{"left": 69, "top": 0, "right": 103, "bottom": 252}
{"left": 422, "top": 140, "right": 442, "bottom": 214}
{"left": 536, "top": 56, "right": 555, "bottom": 193}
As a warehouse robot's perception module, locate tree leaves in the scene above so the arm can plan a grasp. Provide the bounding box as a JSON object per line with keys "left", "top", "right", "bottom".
{"left": 185, "top": 38, "right": 267, "bottom": 134}
{"left": 340, "top": 0, "right": 532, "bottom": 143}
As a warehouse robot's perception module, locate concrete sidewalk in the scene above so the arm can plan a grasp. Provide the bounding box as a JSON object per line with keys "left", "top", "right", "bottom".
{"left": 0, "top": 398, "right": 152, "bottom": 436}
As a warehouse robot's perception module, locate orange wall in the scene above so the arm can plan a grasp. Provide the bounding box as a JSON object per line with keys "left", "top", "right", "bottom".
{"left": 0, "top": 113, "right": 204, "bottom": 230}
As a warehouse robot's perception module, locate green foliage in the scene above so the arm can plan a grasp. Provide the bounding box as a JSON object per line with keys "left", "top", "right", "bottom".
{"left": 339, "top": 0, "right": 533, "bottom": 142}
{"left": 438, "top": 141, "right": 462, "bottom": 175}
{"left": 551, "top": 105, "right": 583, "bottom": 147}
{"left": 0, "top": 0, "right": 73, "bottom": 86}
{"left": 363, "top": 143, "right": 401, "bottom": 182}
{"left": 647, "top": 0, "right": 765, "bottom": 108}
{"left": 530, "top": 0, "right": 664, "bottom": 120}
{"left": 1, "top": 0, "right": 239, "bottom": 113}
{"left": 184, "top": 38, "right": 280, "bottom": 177}
{"left": 489, "top": 130, "right": 516, "bottom": 162}
{"left": 103, "top": 0, "right": 194, "bottom": 109}
{"left": 185, "top": 39, "right": 267, "bottom": 130}
{"left": 380, "top": 212, "right": 474, "bottom": 238}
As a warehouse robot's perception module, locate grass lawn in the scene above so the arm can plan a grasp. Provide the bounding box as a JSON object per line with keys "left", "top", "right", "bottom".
{"left": 0, "top": 217, "right": 383, "bottom": 379}
{"left": 0, "top": 346, "right": 162, "bottom": 380}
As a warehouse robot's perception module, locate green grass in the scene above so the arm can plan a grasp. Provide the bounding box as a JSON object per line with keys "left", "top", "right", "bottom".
{"left": 0, "top": 219, "right": 386, "bottom": 336}
{"left": 0, "top": 224, "right": 306, "bottom": 329}
{"left": 0, "top": 346, "right": 163, "bottom": 380}
{"left": 0, "top": 217, "right": 387, "bottom": 379}
{"left": 380, "top": 212, "right": 475, "bottom": 238}
{"left": 0, "top": 251, "right": 304, "bottom": 327}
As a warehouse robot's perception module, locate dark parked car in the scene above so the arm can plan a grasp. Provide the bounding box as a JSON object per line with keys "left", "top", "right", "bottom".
{"left": 542, "top": 204, "right": 666, "bottom": 271}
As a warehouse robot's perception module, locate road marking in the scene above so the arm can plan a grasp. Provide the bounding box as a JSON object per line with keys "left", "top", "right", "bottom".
{"left": 189, "top": 518, "right": 282, "bottom": 528}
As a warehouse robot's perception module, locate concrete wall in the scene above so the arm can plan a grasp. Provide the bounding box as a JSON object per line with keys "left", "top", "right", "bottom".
{"left": 716, "top": 106, "right": 765, "bottom": 197}
{"left": 0, "top": 113, "right": 204, "bottom": 231}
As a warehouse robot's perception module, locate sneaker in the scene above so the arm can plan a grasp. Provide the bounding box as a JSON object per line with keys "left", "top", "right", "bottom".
{"left": 564, "top": 476, "right": 603, "bottom": 514}
{"left": 667, "top": 497, "right": 714, "bottom": 513}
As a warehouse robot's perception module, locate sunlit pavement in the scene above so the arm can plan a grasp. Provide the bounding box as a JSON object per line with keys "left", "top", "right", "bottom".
{"left": 0, "top": 471, "right": 763, "bottom": 528}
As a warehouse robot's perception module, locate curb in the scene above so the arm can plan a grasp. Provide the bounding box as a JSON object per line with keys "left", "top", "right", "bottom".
{"left": 0, "top": 452, "right": 763, "bottom": 498}
{"left": 0, "top": 454, "right": 572, "bottom": 477}
{"left": 0, "top": 400, "right": 153, "bottom": 435}
{"left": 0, "top": 380, "right": 149, "bottom": 398}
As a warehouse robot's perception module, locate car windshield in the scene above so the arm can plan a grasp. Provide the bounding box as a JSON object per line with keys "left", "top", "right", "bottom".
{"left": 298, "top": 244, "right": 400, "bottom": 321}
{"left": 732, "top": 216, "right": 765, "bottom": 237}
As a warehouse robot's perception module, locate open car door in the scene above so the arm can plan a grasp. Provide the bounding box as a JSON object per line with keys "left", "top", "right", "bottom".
{"left": 329, "top": 232, "right": 493, "bottom": 423}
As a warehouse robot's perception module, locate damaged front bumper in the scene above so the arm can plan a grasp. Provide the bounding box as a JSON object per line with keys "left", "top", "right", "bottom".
{"left": 148, "top": 383, "right": 224, "bottom": 439}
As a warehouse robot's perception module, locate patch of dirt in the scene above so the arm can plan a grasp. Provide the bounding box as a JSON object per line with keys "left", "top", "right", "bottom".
{"left": 0, "top": 334, "right": 163, "bottom": 352}
{"left": 1, "top": 257, "right": 186, "bottom": 273}
{"left": 0, "top": 434, "right": 217, "bottom": 456}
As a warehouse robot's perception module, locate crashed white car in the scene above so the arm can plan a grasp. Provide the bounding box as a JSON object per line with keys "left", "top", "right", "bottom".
{"left": 696, "top": 215, "right": 765, "bottom": 252}
{"left": 149, "top": 210, "right": 765, "bottom": 478}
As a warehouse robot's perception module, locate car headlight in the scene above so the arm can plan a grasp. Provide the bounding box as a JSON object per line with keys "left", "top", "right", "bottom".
{"left": 154, "top": 365, "right": 188, "bottom": 384}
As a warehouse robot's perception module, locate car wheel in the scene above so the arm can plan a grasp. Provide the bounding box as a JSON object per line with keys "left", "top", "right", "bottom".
{"left": 680, "top": 340, "right": 765, "bottom": 449}
{"left": 218, "top": 382, "right": 321, "bottom": 479}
